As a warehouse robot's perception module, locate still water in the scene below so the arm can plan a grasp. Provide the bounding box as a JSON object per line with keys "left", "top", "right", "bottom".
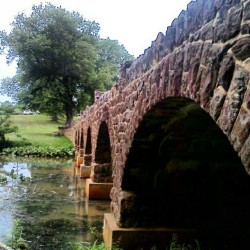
{"left": 0, "top": 157, "right": 111, "bottom": 249}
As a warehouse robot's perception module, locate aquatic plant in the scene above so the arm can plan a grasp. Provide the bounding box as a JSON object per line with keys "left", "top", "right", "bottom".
{"left": 168, "top": 233, "right": 201, "bottom": 250}
{"left": 71, "top": 241, "right": 121, "bottom": 250}
{"left": 0, "top": 174, "right": 7, "bottom": 183}
{"left": 6, "top": 219, "right": 28, "bottom": 250}
{"left": 1, "top": 145, "right": 74, "bottom": 158}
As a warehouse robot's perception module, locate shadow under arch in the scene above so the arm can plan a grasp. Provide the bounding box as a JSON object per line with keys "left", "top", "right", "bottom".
{"left": 121, "top": 97, "right": 250, "bottom": 248}
{"left": 95, "top": 121, "right": 111, "bottom": 164}
{"left": 92, "top": 121, "right": 112, "bottom": 183}
{"left": 84, "top": 127, "right": 92, "bottom": 166}
{"left": 80, "top": 127, "right": 84, "bottom": 150}
{"left": 85, "top": 127, "right": 92, "bottom": 155}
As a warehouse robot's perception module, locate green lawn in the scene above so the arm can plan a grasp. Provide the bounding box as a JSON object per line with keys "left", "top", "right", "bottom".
{"left": 6, "top": 114, "right": 73, "bottom": 147}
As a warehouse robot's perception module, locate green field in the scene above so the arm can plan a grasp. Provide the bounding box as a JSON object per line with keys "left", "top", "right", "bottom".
{"left": 6, "top": 114, "right": 73, "bottom": 147}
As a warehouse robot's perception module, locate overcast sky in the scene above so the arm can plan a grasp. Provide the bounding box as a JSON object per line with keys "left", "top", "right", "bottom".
{"left": 0, "top": 0, "right": 191, "bottom": 101}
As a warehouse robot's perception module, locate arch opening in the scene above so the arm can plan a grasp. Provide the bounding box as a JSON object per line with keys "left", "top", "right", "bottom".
{"left": 85, "top": 127, "right": 92, "bottom": 155}
{"left": 121, "top": 97, "right": 250, "bottom": 247}
{"left": 95, "top": 121, "right": 111, "bottom": 164}
{"left": 80, "top": 128, "right": 84, "bottom": 149}
{"left": 93, "top": 121, "right": 112, "bottom": 183}
{"left": 84, "top": 127, "right": 92, "bottom": 166}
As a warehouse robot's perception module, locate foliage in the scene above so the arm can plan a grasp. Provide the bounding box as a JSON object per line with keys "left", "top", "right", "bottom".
{"left": 1, "top": 145, "right": 74, "bottom": 158}
{"left": 0, "top": 113, "right": 18, "bottom": 150}
{"left": 0, "top": 3, "right": 133, "bottom": 126}
{"left": 168, "top": 233, "right": 201, "bottom": 250}
{"left": 6, "top": 114, "right": 73, "bottom": 148}
{"left": 0, "top": 173, "right": 7, "bottom": 183}
{"left": 0, "top": 101, "right": 15, "bottom": 114}
{"left": 6, "top": 219, "right": 28, "bottom": 250}
{"left": 95, "top": 38, "right": 134, "bottom": 90}
{"left": 0, "top": 3, "right": 99, "bottom": 126}
{"left": 71, "top": 241, "right": 121, "bottom": 250}
{"left": 0, "top": 113, "right": 73, "bottom": 156}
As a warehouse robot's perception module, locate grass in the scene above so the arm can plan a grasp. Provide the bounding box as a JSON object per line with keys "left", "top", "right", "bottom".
{"left": 6, "top": 114, "right": 73, "bottom": 147}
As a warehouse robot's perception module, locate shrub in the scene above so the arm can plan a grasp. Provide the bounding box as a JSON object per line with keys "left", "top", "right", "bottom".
{"left": 1, "top": 145, "right": 74, "bottom": 158}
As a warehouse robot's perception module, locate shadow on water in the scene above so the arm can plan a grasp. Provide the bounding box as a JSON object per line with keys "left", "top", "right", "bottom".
{"left": 0, "top": 157, "right": 111, "bottom": 249}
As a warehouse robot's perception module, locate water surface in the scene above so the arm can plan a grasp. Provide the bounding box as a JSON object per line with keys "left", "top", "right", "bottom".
{"left": 0, "top": 157, "right": 111, "bottom": 249}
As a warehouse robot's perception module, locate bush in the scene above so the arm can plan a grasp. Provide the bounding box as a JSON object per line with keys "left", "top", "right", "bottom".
{"left": 0, "top": 113, "right": 18, "bottom": 150}
{"left": 1, "top": 145, "right": 74, "bottom": 158}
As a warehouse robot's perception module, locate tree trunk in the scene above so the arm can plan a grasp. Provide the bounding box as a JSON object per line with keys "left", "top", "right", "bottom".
{"left": 0, "top": 133, "right": 6, "bottom": 150}
{"left": 65, "top": 103, "right": 73, "bottom": 127}
{"left": 51, "top": 113, "right": 58, "bottom": 122}
{"left": 63, "top": 76, "right": 74, "bottom": 127}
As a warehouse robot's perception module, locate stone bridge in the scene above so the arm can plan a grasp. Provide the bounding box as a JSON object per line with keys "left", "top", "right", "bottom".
{"left": 70, "top": 0, "right": 250, "bottom": 248}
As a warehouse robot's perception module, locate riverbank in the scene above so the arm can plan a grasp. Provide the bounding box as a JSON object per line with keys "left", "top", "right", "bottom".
{"left": 6, "top": 114, "right": 73, "bottom": 147}
{"left": 1, "top": 114, "right": 74, "bottom": 158}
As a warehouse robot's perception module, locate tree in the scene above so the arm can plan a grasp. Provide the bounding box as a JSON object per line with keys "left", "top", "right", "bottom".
{"left": 95, "top": 38, "right": 134, "bottom": 90}
{"left": 0, "top": 101, "right": 15, "bottom": 114}
{"left": 0, "top": 102, "right": 18, "bottom": 150}
{"left": 0, "top": 113, "right": 17, "bottom": 150}
{"left": 0, "top": 3, "right": 100, "bottom": 126}
{"left": 0, "top": 4, "right": 134, "bottom": 126}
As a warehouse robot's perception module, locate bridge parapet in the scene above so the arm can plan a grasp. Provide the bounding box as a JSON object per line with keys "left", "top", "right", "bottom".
{"left": 122, "top": 0, "right": 249, "bottom": 83}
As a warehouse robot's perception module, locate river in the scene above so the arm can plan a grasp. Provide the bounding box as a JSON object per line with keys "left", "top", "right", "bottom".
{"left": 0, "top": 157, "right": 111, "bottom": 249}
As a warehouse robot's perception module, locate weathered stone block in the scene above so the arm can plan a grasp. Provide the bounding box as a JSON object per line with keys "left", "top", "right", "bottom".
{"left": 86, "top": 178, "right": 112, "bottom": 200}
{"left": 103, "top": 213, "right": 196, "bottom": 250}
{"left": 239, "top": 135, "right": 250, "bottom": 172}
{"left": 232, "top": 37, "right": 250, "bottom": 61}
{"left": 210, "top": 86, "right": 227, "bottom": 120}
{"left": 80, "top": 165, "right": 91, "bottom": 178}
{"left": 230, "top": 107, "right": 250, "bottom": 152}
{"left": 118, "top": 191, "right": 137, "bottom": 227}
{"left": 243, "top": 0, "right": 250, "bottom": 20}
{"left": 200, "top": 22, "right": 214, "bottom": 41}
{"left": 217, "top": 55, "right": 235, "bottom": 91}
{"left": 175, "top": 10, "right": 186, "bottom": 47}
{"left": 241, "top": 23, "right": 250, "bottom": 34}
{"left": 217, "top": 65, "right": 249, "bottom": 135}
{"left": 223, "top": 5, "right": 242, "bottom": 41}
{"left": 76, "top": 156, "right": 84, "bottom": 167}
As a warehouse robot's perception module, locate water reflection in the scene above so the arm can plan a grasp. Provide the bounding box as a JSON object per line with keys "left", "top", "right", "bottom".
{"left": 0, "top": 157, "right": 111, "bottom": 249}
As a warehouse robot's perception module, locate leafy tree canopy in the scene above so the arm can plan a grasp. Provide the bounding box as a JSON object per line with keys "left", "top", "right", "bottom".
{"left": 0, "top": 3, "right": 133, "bottom": 126}
{"left": 96, "top": 38, "right": 134, "bottom": 90}
{"left": 0, "top": 101, "right": 15, "bottom": 114}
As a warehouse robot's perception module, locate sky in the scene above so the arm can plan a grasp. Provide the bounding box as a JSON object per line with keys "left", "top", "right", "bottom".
{"left": 0, "top": 0, "right": 191, "bottom": 101}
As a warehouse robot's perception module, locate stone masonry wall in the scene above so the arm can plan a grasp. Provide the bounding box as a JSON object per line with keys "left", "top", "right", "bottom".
{"left": 71, "top": 0, "right": 250, "bottom": 226}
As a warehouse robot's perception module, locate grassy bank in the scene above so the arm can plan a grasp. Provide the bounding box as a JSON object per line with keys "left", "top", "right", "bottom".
{"left": 2, "top": 114, "right": 74, "bottom": 157}
{"left": 7, "top": 114, "right": 72, "bottom": 147}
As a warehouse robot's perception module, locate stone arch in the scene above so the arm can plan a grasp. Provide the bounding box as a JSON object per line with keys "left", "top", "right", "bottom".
{"left": 120, "top": 97, "right": 250, "bottom": 247}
